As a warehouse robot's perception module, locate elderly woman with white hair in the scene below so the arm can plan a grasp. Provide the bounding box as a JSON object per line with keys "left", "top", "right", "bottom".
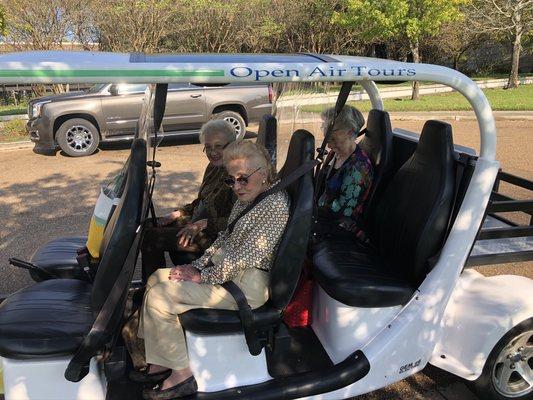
{"left": 133, "top": 141, "right": 290, "bottom": 399}
{"left": 317, "top": 105, "right": 373, "bottom": 237}
{"left": 141, "top": 119, "right": 237, "bottom": 278}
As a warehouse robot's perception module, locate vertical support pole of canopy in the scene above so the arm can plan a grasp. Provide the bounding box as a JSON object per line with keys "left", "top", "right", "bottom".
{"left": 360, "top": 81, "right": 383, "bottom": 111}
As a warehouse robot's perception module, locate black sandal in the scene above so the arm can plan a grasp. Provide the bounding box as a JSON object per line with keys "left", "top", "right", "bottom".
{"left": 129, "top": 366, "right": 172, "bottom": 384}
{"left": 142, "top": 376, "right": 198, "bottom": 400}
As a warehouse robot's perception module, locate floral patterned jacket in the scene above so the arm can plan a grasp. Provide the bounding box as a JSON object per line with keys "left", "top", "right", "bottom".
{"left": 317, "top": 145, "right": 373, "bottom": 233}
{"left": 192, "top": 185, "right": 290, "bottom": 285}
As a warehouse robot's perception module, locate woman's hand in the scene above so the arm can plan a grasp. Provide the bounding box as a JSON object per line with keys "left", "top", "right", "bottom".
{"left": 169, "top": 264, "right": 201, "bottom": 283}
{"left": 158, "top": 210, "right": 182, "bottom": 226}
{"left": 176, "top": 219, "right": 208, "bottom": 247}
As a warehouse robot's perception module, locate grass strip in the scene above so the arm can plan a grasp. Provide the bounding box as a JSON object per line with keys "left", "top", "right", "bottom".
{"left": 299, "top": 85, "right": 533, "bottom": 113}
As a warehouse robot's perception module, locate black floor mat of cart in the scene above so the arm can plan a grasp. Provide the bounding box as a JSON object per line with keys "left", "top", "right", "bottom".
{"left": 266, "top": 326, "right": 333, "bottom": 378}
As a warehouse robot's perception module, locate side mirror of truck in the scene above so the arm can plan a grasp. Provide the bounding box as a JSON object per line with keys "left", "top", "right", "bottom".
{"left": 109, "top": 85, "right": 119, "bottom": 96}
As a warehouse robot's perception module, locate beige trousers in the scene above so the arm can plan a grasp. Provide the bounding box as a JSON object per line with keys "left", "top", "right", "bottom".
{"left": 138, "top": 267, "right": 269, "bottom": 370}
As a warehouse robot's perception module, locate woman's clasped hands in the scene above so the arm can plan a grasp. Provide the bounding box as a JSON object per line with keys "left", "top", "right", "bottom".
{"left": 176, "top": 219, "right": 208, "bottom": 248}
{"left": 168, "top": 264, "right": 201, "bottom": 283}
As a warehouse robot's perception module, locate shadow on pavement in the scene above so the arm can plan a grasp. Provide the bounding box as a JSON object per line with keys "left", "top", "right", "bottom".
{"left": 0, "top": 158, "right": 199, "bottom": 295}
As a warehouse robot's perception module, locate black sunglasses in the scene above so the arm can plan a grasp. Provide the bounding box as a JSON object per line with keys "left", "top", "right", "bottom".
{"left": 224, "top": 167, "right": 262, "bottom": 187}
{"left": 203, "top": 142, "right": 229, "bottom": 153}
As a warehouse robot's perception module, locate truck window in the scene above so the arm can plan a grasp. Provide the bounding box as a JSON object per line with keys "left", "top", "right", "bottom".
{"left": 115, "top": 84, "right": 148, "bottom": 95}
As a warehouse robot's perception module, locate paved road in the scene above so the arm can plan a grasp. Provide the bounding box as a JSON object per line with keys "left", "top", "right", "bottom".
{"left": 0, "top": 119, "right": 531, "bottom": 399}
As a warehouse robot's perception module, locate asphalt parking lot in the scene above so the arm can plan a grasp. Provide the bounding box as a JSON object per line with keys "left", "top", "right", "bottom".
{"left": 0, "top": 118, "right": 531, "bottom": 399}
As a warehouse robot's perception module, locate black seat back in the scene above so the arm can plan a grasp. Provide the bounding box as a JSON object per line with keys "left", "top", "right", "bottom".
{"left": 358, "top": 109, "right": 393, "bottom": 231}
{"left": 370, "top": 120, "right": 455, "bottom": 286}
{"left": 269, "top": 130, "right": 315, "bottom": 310}
{"left": 65, "top": 139, "right": 147, "bottom": 382}
{"left": 91, "top": 139, "right": 147, "bottom": 315}
{"left": 256, "top": 114, "right": 277, "bottom": 165}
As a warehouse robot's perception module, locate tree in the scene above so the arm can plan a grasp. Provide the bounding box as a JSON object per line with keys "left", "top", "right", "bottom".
{"left": 468, "top": 0, "right": 533, "bottom": 88}
{"left": 66, "top": 0, "right": 99, "bottom": 50}
{"left": 91, "top": 0, "right": 178, "bottom": 53}
{"left": 1, "top": 0, "right": 71, "bottom": 50}
{"left": 423, "top": 18, "right": 486, "bottom": 71}
{"left": 335, "top": 0, "right": 467, "bottom": 99}
{"left": 0, "top": 0, "right": 81, "bottom": 93}
{"left": 164, "top": 0, "right": 252, "bottom": 53}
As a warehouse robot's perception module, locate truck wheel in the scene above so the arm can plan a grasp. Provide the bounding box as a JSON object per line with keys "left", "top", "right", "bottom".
{"left": 469, "top": 318, "right": 533, "bottom": 400}
{"left": 56, "top": 118, "right": 100, "bottom": 157}
{"left": 212, "top": 110, "right": 246, "bottom": 141}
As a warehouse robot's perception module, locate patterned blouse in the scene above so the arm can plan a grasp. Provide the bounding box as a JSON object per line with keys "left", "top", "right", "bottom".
{"left": 318, "top": 145, "right": 373, "bottom": 233}
{"left": 191, "top": 185, "right": 290, "bottom": 285}
{"left": 178, "top": 164, "right": 236, "bottom": 246}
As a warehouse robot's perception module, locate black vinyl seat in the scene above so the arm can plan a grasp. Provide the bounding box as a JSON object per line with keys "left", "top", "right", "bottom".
{"left": 357, "top": 109, "right": 393, "bottom": 230}
{"left": 180, "top": 129, "right": 315, "bottom": 337}
{"left": 25, "top": 158, "right": 130, "bottom": 283}
{"left": 0, "top": 279, "right": 93, "bottom": 358}
{"left": 256, "top": 114, "right": 277, "bottom": 164}
{"left": 313, "top": 120, "right": 456, "bottom": 307}
{"left": 28, "top": 236, "right": 88, "bottom": 281}
{"left": 0, "top": 140, "right": 147, "bottom": 360}
{"left": 312, "top": 240, "right": 414, "bottom": 307}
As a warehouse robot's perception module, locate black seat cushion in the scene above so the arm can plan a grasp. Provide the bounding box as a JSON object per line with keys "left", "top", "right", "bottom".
{"left": 312, "top": 120, "right": 455, "bottom": 308}
{"left": 358, "top": 109, "right": 393, "bottom": 231}
{"left": 180, "top": 304, "right": 281, "bottom": 334}
{"left": 312, "top": 239, "right": 415, "bottom": 307}
{"left": 29, "top": 236, "right": 88, "bottom": 281}
{"left": 0, "top": 279, "right": 94, "bottom": 359}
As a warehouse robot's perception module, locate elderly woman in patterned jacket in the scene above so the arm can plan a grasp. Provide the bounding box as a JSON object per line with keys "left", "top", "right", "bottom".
{"left": 317, "top": 105, "right": 373, "bottom": 238}
{"left": 141, "top": 119, "right": 237, "bottom": 279}
{"left": 133, "top": 141, "right": 290, "bottom": 399}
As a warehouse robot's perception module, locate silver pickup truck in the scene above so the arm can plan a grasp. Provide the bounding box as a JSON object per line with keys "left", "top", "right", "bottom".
{"left": 27, "top": 83, "right": 272, "bottom": 156}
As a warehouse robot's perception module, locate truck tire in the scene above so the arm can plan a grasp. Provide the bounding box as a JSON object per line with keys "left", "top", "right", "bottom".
{"left": 56, "top": 118, "right": 100, "bottom": 157}
{"left": 212, "top": 110, "right": 246, "bottom": 141}
{"left": 469, "top": 318, "right": 533, "bottom": 400}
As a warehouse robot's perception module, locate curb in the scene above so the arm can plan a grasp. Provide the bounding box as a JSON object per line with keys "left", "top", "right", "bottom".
{"left": 277, "top": 112, "right": 533, "bottom": 125}
{"left": 0, "top": 114, "right": 28, "bottom": 121}
{"left": 389, "top": 113, "right": 533, "bottom": 121}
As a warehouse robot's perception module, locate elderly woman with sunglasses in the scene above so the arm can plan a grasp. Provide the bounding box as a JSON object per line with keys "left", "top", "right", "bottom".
{"left": 317, "top": 105, "right": 373, "bottom": 237}
{"left": 141, "top": 120, "right": 237, "bottom": 278}
{"left": 134, "top": 141, "right": 290, "bottom": 399}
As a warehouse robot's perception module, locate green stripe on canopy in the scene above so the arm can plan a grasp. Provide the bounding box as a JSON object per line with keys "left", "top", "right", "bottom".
{"left": 0, "top": 69, "right": 225, "bottom": 78}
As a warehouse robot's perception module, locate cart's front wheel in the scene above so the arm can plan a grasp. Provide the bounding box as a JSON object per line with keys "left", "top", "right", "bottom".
{"left": 471, "top": 318, "right": 533, "bottom": 399}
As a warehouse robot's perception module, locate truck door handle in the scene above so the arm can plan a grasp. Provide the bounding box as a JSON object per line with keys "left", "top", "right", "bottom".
{"left": 190, "top": 94, "right": 202, "bottom": 98}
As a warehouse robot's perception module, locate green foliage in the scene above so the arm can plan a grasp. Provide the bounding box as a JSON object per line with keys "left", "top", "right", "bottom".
{"left": 0, "top": 104, "right": 27, "bottom": 116}
{"left": 301, "top": 85, "right": 533, "bottom": 112}
{"left": 334, "top": 0, "right": 408, "bottom": 41}
{"left": 337, "top": 0, "right": 468, "bottom": 46}
{"left": 0, "top": 119, "right": 27, "bottom": 142}
{"left": 0, "top": 5, "right": 5, "bottom": 35}
{"left": 404, "top": 0, "right": 467, "bottom": 43}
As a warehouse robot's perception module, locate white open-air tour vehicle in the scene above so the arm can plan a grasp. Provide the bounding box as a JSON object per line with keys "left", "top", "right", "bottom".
{"left": 0, "top": 51, "right": 531, "bottom": 400}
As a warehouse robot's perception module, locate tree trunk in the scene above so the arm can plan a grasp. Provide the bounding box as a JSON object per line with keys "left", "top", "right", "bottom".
{"left": 31, "top": 84, "right": 46, "bottom": 97}
{"left": 507, "top": 12, "right": 522, "bottom": 89}
{"left": 410, "top": 41, "right": 420, "bottom": 100}
{"left": 52, "top": 84, "right": 66, "bottom": 94}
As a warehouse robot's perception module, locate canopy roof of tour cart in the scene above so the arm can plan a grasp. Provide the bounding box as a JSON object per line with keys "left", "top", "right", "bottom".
{"left": 0, "top": 51, "right": 496, "bottom": 159}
